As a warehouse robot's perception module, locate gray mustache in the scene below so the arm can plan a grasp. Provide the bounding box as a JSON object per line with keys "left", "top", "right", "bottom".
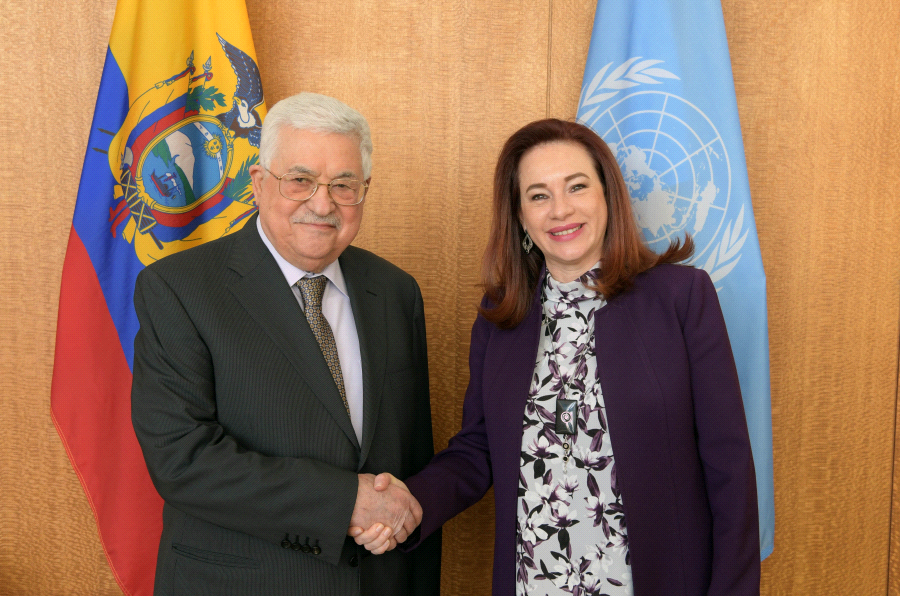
{"left": 291, "top": 212, "right": 342, "bottom": 229}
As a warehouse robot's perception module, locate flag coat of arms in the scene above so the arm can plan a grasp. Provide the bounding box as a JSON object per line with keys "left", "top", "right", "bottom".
{"left": 51, "top": 1, "right": 266, "bottom": 593}
{"left": 577, "top": 0, "right": 775, "bottom": 558}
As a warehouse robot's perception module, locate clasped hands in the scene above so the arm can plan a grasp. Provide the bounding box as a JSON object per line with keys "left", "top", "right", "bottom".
{"left": 348, "top": 473, "right": 418, "bottom": 554}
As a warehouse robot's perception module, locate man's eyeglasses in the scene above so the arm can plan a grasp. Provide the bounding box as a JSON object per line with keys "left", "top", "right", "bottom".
{"left": 265, "top": 168, "right": 367, "bottom": 206}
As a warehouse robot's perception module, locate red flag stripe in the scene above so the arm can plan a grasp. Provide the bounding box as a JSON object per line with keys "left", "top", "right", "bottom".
{"left": 51, "top": 228, "right": 162, "bottom": 596}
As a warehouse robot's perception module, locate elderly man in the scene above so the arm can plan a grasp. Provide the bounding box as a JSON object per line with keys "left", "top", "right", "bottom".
{"left": 131, "top": 92, "right": 440, "bottom": 595}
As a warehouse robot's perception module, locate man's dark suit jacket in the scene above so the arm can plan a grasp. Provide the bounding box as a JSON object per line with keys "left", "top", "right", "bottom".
{"left": 131, "top": 214, "right": 440, "bottom": 595}
{"left": 406, "top": 264, "right": 759, "bottom": 596}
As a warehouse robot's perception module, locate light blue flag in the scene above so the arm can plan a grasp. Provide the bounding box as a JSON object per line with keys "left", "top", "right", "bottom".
{"left": 577, "top": 0, "right": 774, "bottom": 559}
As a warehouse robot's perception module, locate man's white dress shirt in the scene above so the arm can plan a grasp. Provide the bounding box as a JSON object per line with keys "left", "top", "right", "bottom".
{"left": 257, "top": 217, "right": 364, "bottom": 442}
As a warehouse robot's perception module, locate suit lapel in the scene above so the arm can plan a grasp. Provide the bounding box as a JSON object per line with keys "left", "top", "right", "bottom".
{"left": 339, "top": 247, "right": 387, "bottom": 468}
{"left": 226, "top": 217, "right": 360, "bottom": 450}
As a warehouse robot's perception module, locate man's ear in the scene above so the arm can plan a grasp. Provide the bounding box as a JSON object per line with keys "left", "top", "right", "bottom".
{"left": 249, "top": 164, "right": 264, "bottom": 198}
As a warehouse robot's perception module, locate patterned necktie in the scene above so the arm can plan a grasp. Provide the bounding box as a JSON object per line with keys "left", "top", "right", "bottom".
{"left": 297, "top": 276, "right": 350, "bottom": 416}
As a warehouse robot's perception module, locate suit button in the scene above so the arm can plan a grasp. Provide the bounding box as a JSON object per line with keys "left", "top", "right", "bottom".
{"left": 349, "top": 555, "right": 358, "bottom": 567}
{"left": 312, "top": 546, "right": 322, "bottom": 555}
{"left": 281, "top": 534, "right": 291, "bottom": 549}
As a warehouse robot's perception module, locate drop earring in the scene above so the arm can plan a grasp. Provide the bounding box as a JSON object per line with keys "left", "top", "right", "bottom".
{"left": 522, "top": 230, "right": 533, "bottom": 254}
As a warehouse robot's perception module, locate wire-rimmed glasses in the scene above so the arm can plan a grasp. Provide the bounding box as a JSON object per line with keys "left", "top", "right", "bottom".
{"left": 265, "top": 168, "right": 368, "bottom": 206}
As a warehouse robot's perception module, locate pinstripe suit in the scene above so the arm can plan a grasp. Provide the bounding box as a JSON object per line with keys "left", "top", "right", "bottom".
{"left": 132, "top": 214, "right": 440, "bottom": 595}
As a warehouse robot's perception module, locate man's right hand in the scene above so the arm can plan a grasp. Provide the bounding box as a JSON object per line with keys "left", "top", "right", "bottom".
{"left": 348, "top": 473, "right": 421, "bottom": 554}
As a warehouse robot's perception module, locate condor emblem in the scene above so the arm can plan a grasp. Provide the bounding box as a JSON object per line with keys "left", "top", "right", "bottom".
{"left": 107, "top": 33, "right": 264, "bottom": 265}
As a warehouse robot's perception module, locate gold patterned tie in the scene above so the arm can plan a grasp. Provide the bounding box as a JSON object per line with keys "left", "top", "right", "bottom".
{"left": 297, "top": 276, "right": 350, "bottom": 416}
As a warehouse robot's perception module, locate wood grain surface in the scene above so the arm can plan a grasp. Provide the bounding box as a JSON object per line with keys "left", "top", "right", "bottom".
{"left": 1, "top": 0, "right": 898, "bottom": 594}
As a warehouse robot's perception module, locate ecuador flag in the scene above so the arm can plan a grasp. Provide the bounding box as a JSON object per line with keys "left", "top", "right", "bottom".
{"left": 51, "top": 1, "right": 266, "bottom": 594}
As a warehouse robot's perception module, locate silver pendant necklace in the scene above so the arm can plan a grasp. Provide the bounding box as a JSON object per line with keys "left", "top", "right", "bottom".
{"left": 543, "top": 315, "right": 593, "bottom": 474}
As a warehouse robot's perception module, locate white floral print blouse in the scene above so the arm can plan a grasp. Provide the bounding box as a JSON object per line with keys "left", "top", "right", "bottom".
{"left": 516, "top": 267, "right": 632, "bottom": 596}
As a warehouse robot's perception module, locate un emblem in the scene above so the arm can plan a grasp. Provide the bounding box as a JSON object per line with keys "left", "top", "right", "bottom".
{"left": 578, "top": 59, "right": 749, "bottom": 284}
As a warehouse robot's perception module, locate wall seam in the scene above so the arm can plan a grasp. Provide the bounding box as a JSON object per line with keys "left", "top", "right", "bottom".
{"left": 546, "top": 0, "right": 553, "bottom": 117}
{"left": 889, "top": 282, "right": 900, "bottom": 596}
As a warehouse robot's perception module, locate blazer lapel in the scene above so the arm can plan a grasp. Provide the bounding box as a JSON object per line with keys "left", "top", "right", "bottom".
{"left": 226, "top": 217, "right": 360, "bottom": 450}
{"left": 339, "top": 247, "right": 387, "bottom": 469}
{"left": 484, "top": 273, "right": 545, "bottom": 490}
{"left": 593, "top": 294, "right": 663, "bottom": 492}
{"left": 594, "top": 300, "right": 635, "bottom": 456}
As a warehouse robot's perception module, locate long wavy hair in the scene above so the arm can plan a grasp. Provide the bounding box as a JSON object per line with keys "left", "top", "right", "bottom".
{"left": 479, "top": 118, "right": 693, "bottom": 329}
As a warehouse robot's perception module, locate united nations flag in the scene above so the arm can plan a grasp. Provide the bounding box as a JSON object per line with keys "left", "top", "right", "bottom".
{"left": 577, "top": 0, "right": 774, "bottom": 559}
{"left": 51, "top": 2, "right": 266, "bottom": 594}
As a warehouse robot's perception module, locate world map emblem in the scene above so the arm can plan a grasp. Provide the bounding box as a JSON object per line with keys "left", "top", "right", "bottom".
{"left": 578, "top": 58, "right": 749, "bottom": 284}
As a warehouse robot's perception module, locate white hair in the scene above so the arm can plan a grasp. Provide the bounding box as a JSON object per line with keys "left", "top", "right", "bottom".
{"left": 258, "top": 92, "right": 373, "bottom": 179}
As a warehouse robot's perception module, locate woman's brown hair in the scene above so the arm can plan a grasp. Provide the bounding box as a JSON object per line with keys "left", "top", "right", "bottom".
{"left": 479, "top": 118, "right": 693, "bottom": 329}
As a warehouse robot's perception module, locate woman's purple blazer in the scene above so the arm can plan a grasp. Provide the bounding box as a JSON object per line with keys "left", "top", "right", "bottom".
{"left": 405, "top": 264, "right": 760, "bottom": 595}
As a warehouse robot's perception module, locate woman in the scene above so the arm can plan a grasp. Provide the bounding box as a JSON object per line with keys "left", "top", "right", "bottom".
{"left": 356, "top": 119, "right": 760, "bottom": 595}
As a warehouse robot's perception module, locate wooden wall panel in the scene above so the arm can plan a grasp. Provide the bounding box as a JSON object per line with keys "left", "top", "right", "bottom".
{"left": 0, "top": 1, "right": 121, "bottom": 594}
{"left": 2, "top": 0, "right": 900, "bottom": 594}
{"left": 248, "top": 1, "right": 568, "bottom": 594}
{"left": 723, "top": 1, "right": 900, "bottom": 594}
{"left": 245, "top": 3, "right": 557, "bottom": 592}
{"left": 548, "top": 0, "right": 596, "bottom": 118}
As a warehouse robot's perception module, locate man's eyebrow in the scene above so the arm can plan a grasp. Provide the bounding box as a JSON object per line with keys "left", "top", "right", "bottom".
{"left": 285, "top": 165, "right": 317, "bottom": 175}
{"left": 284, "top": 166, "right": 360, "bottom": 180}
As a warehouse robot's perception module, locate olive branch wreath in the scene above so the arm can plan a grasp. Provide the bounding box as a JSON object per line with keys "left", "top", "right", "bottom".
{"left": 697, "top": 203, "right": 749, "bottom": 284}
{"left": 577, "top": 57, "right": 680, "bottom": 124}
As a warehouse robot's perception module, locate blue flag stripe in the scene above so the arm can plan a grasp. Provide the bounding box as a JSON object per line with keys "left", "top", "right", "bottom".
{"left": 72, "top": 47, "right": 143, "bottom": 371}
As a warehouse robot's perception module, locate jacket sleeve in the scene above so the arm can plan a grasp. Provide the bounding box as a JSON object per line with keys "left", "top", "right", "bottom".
{"left": 131, "top": 266, "right": 359, "bottom": 567}
{"left": 404, "top": 309, "right": 496, "bottom": 545}
{"left": 680, "top": 269, "right": 761, "bottom": 595}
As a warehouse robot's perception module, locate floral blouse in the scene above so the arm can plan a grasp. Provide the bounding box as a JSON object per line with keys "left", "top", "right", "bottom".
{"left": 516, "top": 267, "right": 632, "bottom": 596}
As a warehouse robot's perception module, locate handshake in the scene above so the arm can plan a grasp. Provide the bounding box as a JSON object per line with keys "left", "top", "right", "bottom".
{"left": 348, "top": 472, "right": 420, "bottom": 555}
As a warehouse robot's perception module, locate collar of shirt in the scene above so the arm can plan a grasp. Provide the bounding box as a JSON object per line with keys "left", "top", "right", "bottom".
{"left": 256, "top": 216, "right": 349, "bottom": 299}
